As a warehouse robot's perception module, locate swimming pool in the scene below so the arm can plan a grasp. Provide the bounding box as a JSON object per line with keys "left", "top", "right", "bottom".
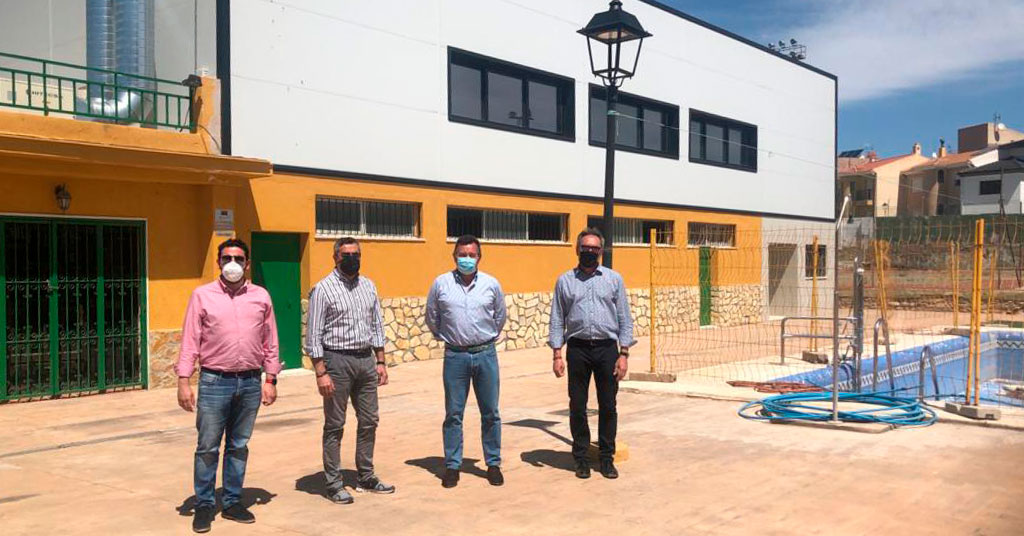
{"left": 774, "top": 331, "right": 1024, "bottom": 407}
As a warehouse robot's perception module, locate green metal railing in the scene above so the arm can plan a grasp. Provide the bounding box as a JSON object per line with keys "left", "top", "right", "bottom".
{"left": 0, "top": 51, "right": 196, "bottom": 131}
{"left": 1, "top": 217, "right": 147, "bottom": 401}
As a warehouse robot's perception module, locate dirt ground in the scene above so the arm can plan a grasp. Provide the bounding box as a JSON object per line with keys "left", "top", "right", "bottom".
{"left": 1, "top": 344, "right": 1023, "bottom": 536}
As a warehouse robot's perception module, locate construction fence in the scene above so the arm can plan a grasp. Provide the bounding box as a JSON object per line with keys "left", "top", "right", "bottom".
{"left": 646, "top": 216, "right": 1024, "bottom": 408}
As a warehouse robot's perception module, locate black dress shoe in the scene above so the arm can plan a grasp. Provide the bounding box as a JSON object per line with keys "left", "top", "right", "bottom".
{"left": 221, "top": 503, "right": 256, "bottom": 524}
{"left": 487, "top": 465, "right": 504, "bottom": 486}
{"left": 600, "top": 459, "right": 619, "bottom": 479}
{"left": 442, "top": 468, "right": 460, "bottom": 488}
{"left": 192, "top": 506, "right": 215, "bottom": 533}
{"left": 574, "top": 459, "right": 591, "bottom": 479}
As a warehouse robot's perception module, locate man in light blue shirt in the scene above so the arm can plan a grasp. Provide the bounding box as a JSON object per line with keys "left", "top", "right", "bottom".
{"left": 549, "top": 227, "right": 634, "bottom": 480}
{"left": 426, "top": 234, "right": 507, "bottom": 489}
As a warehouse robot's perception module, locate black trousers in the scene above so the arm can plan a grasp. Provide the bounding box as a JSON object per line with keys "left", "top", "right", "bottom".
{"left": 566, "top": 338, "right": 618, "bottom": 462}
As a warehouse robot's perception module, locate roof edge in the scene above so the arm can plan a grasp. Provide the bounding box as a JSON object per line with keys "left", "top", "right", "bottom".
{"left": 636, "top": 0, "right": 838, "bottom": 81}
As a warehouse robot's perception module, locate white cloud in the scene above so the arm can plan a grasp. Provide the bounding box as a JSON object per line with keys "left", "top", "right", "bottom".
{"left": 785, "top": 0, "right": 1024, "bottom": 102}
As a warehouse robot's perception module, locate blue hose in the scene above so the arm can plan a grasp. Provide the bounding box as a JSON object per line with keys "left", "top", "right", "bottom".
{"left": 739, "top": 391, "right": 937, "bottom": 427}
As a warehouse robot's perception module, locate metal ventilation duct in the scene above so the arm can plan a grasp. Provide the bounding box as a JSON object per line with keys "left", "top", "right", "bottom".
{"left": 82, "top": 0, "right": 155, "bottom": 122}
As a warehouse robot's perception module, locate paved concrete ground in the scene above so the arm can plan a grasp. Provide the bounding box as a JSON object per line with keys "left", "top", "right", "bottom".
{"left": 2, "top": 345, "right": 1023, "bottom": 535}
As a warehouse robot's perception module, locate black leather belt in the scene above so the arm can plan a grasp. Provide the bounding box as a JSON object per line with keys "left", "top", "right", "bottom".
{"left": 200, "top": 367, "right": 261, "bottom": 378}
{"left": 445, "top": 340, "right": 496, "bottom": 354}
{"left": 568, "top": 338, "right": 616, "bottom": 348}
{"left": 325, "top": 347, "right": 372, "bottom": 357}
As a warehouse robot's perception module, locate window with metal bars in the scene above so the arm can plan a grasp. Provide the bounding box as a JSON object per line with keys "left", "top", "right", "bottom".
{"left": 804, "top": 244, "right": 827, "bottom": 278}
{"left": 687, "top": 222, "right": 736, "bottom": 248}
{"left": 447, "top": 207, "right": 566, "bottom": 242}
{"left": 585, "top": 216, "right": 674, "bottom": 245}
{"left": 689, "top": 109, "right": 757, "bottom": 172}
{"left": 315, "top": 197, "right": 419, "bottom": 238}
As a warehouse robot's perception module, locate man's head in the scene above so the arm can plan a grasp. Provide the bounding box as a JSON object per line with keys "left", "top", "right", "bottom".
{"left": 217, "top": 238, "right": 250, "bottom": 283}
{"left": 334, "top": 237, "right": 361, "bottom": 276}
{"left": 452, "top": 234, "right": 481, "bottom": 275}
{"left": 576, "top": 228, "right": 603, "bottom": 269}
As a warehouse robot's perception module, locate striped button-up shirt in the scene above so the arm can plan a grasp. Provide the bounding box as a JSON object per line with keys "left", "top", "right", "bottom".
{"left": 305, "top": 270, "right": 386, "bottom": 359}
{"left": 426, "top": 270, "right": 507, "bottom": 347}
{"left": 548, "top": 267, "right": 635, "bottom": 349}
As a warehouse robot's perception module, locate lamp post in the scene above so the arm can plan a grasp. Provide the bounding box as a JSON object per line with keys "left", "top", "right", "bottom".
{"left": 579, "top": 0, "right": 651, "bottom": 268}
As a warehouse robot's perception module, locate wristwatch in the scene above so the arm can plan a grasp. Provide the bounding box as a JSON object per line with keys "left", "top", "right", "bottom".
{"left": 265, "top": 376, "right": 277, "bottom": 385}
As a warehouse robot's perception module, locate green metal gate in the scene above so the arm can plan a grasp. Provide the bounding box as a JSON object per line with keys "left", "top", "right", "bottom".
{"left": 1, "top": 217, "right": 147, "bottom": 401}
{"left": 699, "top": 246, "right": 712, "bottom": 326}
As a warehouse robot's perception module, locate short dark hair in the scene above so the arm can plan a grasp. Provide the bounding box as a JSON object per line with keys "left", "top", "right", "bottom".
{"left": 576, "top": 227, "right": 605, "bottom": 249}
{"left": 334, "top": 237, "right": 361, "bottom": 256}
{"left": 217, "top": 238, "right": 249, "bottom": 259}
{"left": 453, "top": 234, "right": 482, "bottom": 256}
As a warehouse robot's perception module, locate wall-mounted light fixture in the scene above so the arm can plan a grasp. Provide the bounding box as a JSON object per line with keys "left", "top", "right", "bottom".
{"left": 55, "top": 184, "right": 71, "bottom": 212}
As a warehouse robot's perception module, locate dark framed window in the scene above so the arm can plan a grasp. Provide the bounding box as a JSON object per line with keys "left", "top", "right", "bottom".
{"left": 687, "top": 222, "right": 736, "bottom": 248}
{"left": 689, "top": 109, "right": 758, "bottom": 172}
{"left": 980, "top": 180, "right": 1001, "bottom": 196}
{"left": 447, "top": 207, "right": 567, "bottom": 242}
{"left": 804, "top": 244, "right": 827, "bottom": 278}
{"left": 316, "top": 197, "right": 419, "bottom": 238}
{"left": 447, "top": 47, "right": 574, "bottom": 141}
{"left": 589, "top": 85, "right": 679, "bottom": 159}
{"left": 937, "top": 169, "right": 945, "bottom": 184}
{"left": 586, "top": 216, "right": 674, "bottom": 245}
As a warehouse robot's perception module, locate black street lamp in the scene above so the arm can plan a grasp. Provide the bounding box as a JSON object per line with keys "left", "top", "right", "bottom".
{"left": 579, "top": 0, "right": 651, "bottom": 268}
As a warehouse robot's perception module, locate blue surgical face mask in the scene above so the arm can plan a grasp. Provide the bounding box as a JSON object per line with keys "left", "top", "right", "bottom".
{"left": 456, "top": 256, "right": 478, "bottom": 275}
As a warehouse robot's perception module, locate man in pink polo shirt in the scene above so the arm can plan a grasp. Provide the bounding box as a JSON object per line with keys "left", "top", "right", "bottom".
{"left": 176, "top": 238, "right": 281, "bottom": 534}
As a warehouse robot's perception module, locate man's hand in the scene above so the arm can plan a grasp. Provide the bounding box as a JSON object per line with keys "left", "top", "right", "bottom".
{"left": 317, "top": 373, "right": 335, "bottom": 398}
{"left": 177, "top": 378, "right": 195, "bottom": 412}
{"left": 261, "top": 382, "right": 277, "bottom": 406}
{"left": 552, "top": 348, "right": 565, "bottom": 378}
{"left": 613, "top": 356, "right": 629, "bottom": 381}
{"left": 377, "top": 364, "right": 389, "bottom": 386}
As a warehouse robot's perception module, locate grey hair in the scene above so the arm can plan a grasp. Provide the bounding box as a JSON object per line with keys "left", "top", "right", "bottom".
{"left": 333, "top": 237, "right": 361, "bottom": 256}
{"left": 576, "top": 227, "right": 605, "bottom": 250}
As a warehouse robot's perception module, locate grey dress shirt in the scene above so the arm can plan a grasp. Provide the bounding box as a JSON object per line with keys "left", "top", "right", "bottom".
{"left": 305, "top": 270, "right": 386, "bottom": 359}
{"left": 426, "top": 270, "right": 507, "bottom": 347}
{"left": 548, "top": 266, "right": 635, "bottom": 349}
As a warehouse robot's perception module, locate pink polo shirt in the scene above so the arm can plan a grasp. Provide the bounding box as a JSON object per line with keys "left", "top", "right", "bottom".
{"left": 175, "top": 279, "right": 282, "bottom": 377}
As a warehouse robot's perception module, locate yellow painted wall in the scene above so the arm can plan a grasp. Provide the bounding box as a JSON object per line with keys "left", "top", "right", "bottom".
{"left": 0, "top": 172, "right": 233, "bottom": 331}
{"left": 250, "top": 172, "right": 763, "bottom": 298}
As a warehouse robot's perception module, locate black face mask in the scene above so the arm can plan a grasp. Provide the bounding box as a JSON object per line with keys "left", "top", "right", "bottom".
{"left": 338, "top": 255, "right": 361, "bottom": 276}
{"left": 579, "top": 251, "right": 599, "bottom": 268}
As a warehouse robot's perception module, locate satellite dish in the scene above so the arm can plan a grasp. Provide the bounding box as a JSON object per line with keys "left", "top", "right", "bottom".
{"left": 997, "top": 122, "right": 1007, "bottom": 131}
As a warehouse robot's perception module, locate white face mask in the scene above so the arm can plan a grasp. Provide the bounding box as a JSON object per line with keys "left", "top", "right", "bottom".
{"left": 221, "top": 261, "right": 244, "bottom": 283}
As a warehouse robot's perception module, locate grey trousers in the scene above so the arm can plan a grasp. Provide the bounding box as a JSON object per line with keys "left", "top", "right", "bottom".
{"left": 322, "top": 350, "right": 379, "bottom": 491}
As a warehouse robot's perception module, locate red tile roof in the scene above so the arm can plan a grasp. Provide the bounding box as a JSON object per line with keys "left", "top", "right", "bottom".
{"left": 838, "top": 153, "right": 916, "bottom": 175}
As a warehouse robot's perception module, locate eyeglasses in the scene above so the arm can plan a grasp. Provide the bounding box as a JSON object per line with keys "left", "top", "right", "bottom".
{"left": 220, "top": 255, "right": 246, "bottom": 264}
{"left": 340, "top": 253, "right": 361, "bottom": 258}
{"left": 580, "top": 246, "right": 602, "bottom": 253}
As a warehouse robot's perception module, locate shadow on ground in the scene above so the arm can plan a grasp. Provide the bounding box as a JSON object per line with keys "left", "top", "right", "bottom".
{"left": 405, "top": 456, "right": 488, "bottom": 480}
{"left": 175, "top": 488, "right": 276, "bottom": 516}
{"left": 294, "top": 470, "right": 359, "bottom": 496}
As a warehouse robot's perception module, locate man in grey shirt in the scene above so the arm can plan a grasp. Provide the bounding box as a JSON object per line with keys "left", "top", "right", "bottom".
{"left": 426, "top": 234, "right": 507, "bottom": 489}
{"left": 306, "top": 237, "right": 394, "bottom": 504}
{"left": 549, "top": 227, "right": 634, "bottom": 480}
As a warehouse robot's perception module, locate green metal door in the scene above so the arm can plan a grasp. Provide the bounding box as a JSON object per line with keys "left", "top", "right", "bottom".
{"left": 1, "top": 217, "right": 146, "bottom": 401}
{"left": 251, "top": 233, "right": 302, "bottom": 370}
{"left": 699, "top": 246, "right": 712, "bottom": 326}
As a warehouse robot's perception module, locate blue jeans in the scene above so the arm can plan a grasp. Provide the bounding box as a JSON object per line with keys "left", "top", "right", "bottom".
{"left": 442, "top": 345, "right": 501, "bottom": 469}
{"left": 194, "top": 371, "right": 262, "bottom": 509}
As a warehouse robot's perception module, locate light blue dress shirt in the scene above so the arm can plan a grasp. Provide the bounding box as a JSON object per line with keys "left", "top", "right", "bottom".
{"left": 426, "top": 270, "right": 507, "bottom": 347}
{"left": 548, "top": 266, "right": 635, "bottom": 349}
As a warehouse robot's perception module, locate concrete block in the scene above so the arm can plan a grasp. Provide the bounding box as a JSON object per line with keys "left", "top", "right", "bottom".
{"left": 945, "top": 402, "right": 1002, "bottom": 420}
{"left": 586, "top": 441, "right": 629, "bottom": 463}
{"left": 625, "top": 371, "right": 677, "bottom": 383}
{"left": 802, "top": 351, "right": 829, "bottom": 364}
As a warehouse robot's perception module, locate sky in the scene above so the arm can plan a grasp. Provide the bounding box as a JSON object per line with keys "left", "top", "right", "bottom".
{"left": 659, "top": 0, "right": 1024, "bottom": 157}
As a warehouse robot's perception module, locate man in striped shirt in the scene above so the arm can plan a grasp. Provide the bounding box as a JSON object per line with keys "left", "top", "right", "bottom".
{"left": 306, "top": 237, "right": 394, "bottom": 505}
